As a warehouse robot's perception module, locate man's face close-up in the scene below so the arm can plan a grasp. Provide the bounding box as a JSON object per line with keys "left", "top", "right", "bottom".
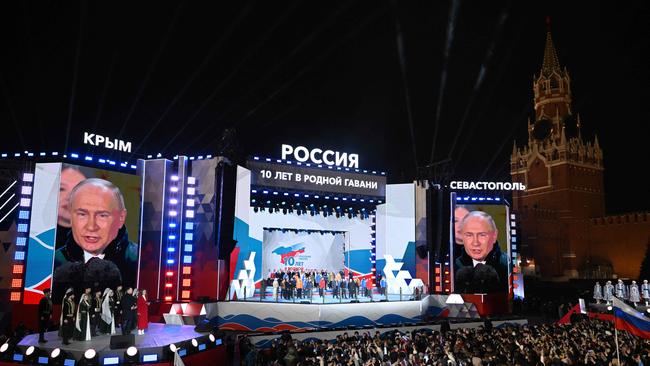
{"left": 58, "top": 168, "right": 86, "bottom": 228}
{"left": 70, "top": 185, "right": 126, "bottom": 255}
{"left": 461, "top": 217, "right": 497, "bottom": 262}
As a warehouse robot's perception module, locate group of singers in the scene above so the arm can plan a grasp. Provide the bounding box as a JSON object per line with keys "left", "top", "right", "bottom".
{"left": 38, "top": 286, "right": 150, "bottom": 345}
{"left": 262, "top": 269, "right": 387, "bottom": 301}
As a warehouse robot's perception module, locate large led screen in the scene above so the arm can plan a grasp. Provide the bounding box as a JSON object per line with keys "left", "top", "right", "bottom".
{"left": 451, "top": 201, "right": 510, "bottom": 294}
{"left": 25, "top": 163, "right": 142, "bottom": 302}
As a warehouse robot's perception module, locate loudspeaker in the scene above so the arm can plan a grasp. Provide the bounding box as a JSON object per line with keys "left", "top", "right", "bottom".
{"left": 215, "top": 162, "right": 237, "bottom": 260}
{"left": 194, "top": 318, "right": 218, "bottom": 333}
{"left": 300, "top": 301, "right": 310, "bottom": 304}
{"left": 109, "top": 334, "right": 135, "bottom": 349}
{"left": 350, "top": 300, "right": 360, "bottom": 303}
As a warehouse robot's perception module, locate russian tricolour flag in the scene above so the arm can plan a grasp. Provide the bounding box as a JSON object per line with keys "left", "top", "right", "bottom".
{"left": 612, "top": 297, "right": 650, "bottom": 338}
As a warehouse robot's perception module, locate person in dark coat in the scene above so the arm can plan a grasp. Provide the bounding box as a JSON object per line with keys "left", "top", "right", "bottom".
{"left": 61, "top": 293, "right": 76, "bottom": 345}
{"left": 114, "top": 285, "right": 123, "bottom": 326}
{"left": 74, "top": 293, "right": 91, "bottom": 341}
{"left": 38, "top": 288, "right": 53, "bottom": 343}
{"left": 90, "top": 291, "right": 102, "bottom": 336}
{"left": 121, "top": 287, "right": 137, "bottom": 335}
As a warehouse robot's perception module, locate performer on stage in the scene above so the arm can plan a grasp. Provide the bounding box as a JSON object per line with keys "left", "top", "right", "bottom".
{"left": 629, "top": 281, "right": 641, "bottom": 306}
{"left": 615, "top": 279, "right": 627, "bottom": 299}
{"left": 58, "top": 288, "right": 73, "bottom": 339}
{"left": 61, "top": 292, "right": 76, "bottom": 345}
{"left": 319, "top": 276, "right": 326, "bottom": 298}
{"left": 121, "top": 287, "right": 136, "bottom": 335}
{"left": 114, "top": 285, "right": 124, "bottom": 326}
{"left": 642, "top": 280, "right": 650, "bottom": 306}
{"left": 100, "top": 288, "right": 116, "bottom": 334}
{"left": 75, "top": 293, "right": 91, "bottom": 341}
{"left": 38, "top": 288, "right": 53, "bottom": 343}
{"left": 137, "top": 289, "right": 150, "bottom": 335}
{"left": 593, "top": 282, "right": 603, "bottom": 304}
{"left": 272, "top": 277, "right": 278, "bottom": 301}
{"left": 91, "top": 290, "right": 102, "bottom": 336}
{"left": 604, "top": 280, "right": 614, "bottom": 304}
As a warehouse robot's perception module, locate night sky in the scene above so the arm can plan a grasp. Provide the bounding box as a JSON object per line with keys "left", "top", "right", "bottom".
{"left": 1, "top": 1, "right": 648, "bottom": 214}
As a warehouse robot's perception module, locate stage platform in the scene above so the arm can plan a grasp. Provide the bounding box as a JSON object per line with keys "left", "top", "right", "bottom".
{"left": 17, "top": 323, "right": 212, "bottom": 364}
{"left": 205, "top": 295, "right": 491, "bottom": 332}
{"left": 237, "top": 290, "right": 417, "bottom": 304}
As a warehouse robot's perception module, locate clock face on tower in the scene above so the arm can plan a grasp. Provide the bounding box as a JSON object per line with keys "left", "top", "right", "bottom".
{"left": 533, "top": 119, "right": 553, "bottom": 140}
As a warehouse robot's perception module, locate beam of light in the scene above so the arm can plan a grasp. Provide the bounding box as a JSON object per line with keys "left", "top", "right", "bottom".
{"left": 0, "top": 203, "right": 19, "bottom": 224}
{"left": 429, "top": 0, "right": 460, "bottom": 165}
{"left": 181, "top": 2, "right": 358, "bottom": 152}
{"left": 130, "top": 2, "right": 255, "bottom": 158}
{"left": 228, "top": 6, "right": 388, "bottom": 131}
{"left": 453, "top": 7, "right": 522, "bottom": 172}
{"left": 392, "top": 0, "right": 419, "bottom": 169}
{"left": 0, "top": 181, "right": 17, "bottom": 200}
{"left": 447, "top": 7, "right": 509, "bottom": 164}
{"left": 115, "top": 2, "right": 185, "bottom": 144}
{"left": 478, "top": 101, "right": 531, "bottom": 182}
{"left": 64, "top": 1, "right": 86, "bottom": 153}
{"left": 159, "top": 1, "right": 301, "bottom": 154}
{"left": 92, "top": 50, "right": 118, "bottom": 133}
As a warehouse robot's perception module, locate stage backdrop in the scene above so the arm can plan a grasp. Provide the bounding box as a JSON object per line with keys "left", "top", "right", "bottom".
{"left": 262, "top": 229, "right": 346, "bottom": 274}
{"left": 232, "top": 166, "right": 373, "bottom": 293}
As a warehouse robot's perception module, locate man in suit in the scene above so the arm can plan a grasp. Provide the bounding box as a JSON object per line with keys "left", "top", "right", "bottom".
{"left": 38, "top": 288, "right": 53, "bottom": 343}
{"left": 454, "top": 211, "right": 508, "bottom": 293}
{"left": 120, "top": 287, "right": 137, "bottom": 335}
{"left": 52, "top": 179, "right": 138, "bottom": 301}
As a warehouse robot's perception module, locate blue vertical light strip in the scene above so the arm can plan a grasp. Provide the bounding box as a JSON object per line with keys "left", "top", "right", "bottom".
{"left": 11, "top": 172, "right": 34, "bottom": 302}
{"left": 180, "top": 176, "right": 196, "bottom": 300}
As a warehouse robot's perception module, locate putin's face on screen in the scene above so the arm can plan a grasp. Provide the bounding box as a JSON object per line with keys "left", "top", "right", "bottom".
{"left": 70, "top": 184, "right": 126, "bottom": 255}
{"left": 460, "top": 216, "right": 498, "bottom": 262}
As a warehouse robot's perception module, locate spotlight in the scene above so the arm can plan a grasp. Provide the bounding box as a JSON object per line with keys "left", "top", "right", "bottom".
{"left": 209, "top": 334, "right": 216, "bottom": 343}
{"left": 49, "top": 348, "right": 67, "bottom": 365}
{"left": 23, "top": 346, "right": 38, "bottom": 364}
{"left": 0, "top": 342, "right": 10, "bottom": 354}
{"left": 191, "top": 339, "right": 198, "bottom": 348}
{"left": 607, "top": 306, "right": 613, "bottom": 311}
{"left": 79, "top": 349, "right": 98, "bottom": 366}
{"left": 124, "top": 346, "right": 138, "bottom": 364}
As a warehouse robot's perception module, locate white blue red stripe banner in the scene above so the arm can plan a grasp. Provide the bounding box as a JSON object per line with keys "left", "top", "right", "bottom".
{"left": 612, "top": 297, "right": 650, "bottom": 338}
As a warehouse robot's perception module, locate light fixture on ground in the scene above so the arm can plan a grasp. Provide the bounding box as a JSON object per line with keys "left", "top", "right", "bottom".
{"left": 79, "top": 348, "right": 98, "bottom": 366}
{"left": 124, "top": 346, "right": 139, "bottom": 364}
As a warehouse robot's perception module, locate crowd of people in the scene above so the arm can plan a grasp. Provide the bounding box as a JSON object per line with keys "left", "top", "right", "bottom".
{"left": 39, "top": 285, "right": 150, "bottom": 345}
{"left": 250, "top": 318, "right": 650, "bottom": 366}
{"left": 261, "top": 269, "right": 387, "bottom": 301}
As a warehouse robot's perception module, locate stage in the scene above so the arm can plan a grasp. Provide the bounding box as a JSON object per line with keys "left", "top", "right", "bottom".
{"left": 235, "top": 288, "right": 419, "bottom": 304}
{"left": 16, "top": 323, "right": 214, "bottom": 364}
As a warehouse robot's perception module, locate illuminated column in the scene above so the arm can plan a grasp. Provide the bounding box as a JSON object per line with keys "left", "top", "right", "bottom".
{"left": 180, "top": 176, "right": 196, "bottom": 301}
{"left": 10, "top": 172, "right": 34, "bottom": 302}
